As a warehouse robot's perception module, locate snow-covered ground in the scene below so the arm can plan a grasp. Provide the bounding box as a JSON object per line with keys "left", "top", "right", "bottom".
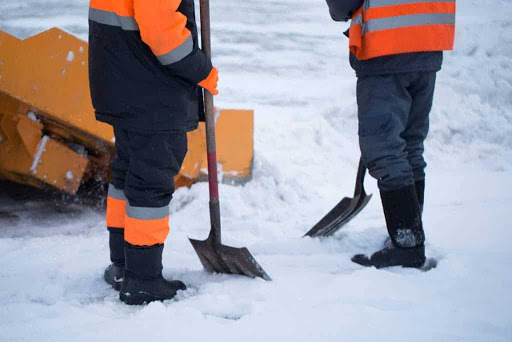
{"left": 1, "top": 0, "right": 512, "bottom": 341}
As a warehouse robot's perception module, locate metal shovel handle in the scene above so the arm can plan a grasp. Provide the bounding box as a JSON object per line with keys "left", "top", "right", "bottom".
{"left": 200, "top": 0, "right": 221, "bottom": 245}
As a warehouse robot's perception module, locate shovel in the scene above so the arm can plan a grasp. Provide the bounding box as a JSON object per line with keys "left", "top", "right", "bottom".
{"left": 189, "top": 0, "right": 271, "bottom": 281}
{"left": 304, "top": 157, "right": 372, "bottom": 237}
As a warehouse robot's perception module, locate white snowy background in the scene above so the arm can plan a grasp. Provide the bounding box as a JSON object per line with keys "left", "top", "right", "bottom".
{"left": 1, "top": 0, "right": 511, "bottom": 341}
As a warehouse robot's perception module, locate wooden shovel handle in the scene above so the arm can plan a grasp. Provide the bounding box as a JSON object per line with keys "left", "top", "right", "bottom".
{"left": 200, "top": 0, "right": 221, "bottom": 244}
{"left": 200, "top": 0, "right": 218, "bottom": 203}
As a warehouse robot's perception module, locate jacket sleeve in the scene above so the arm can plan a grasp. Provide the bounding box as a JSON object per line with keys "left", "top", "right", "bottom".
{"left": 133, "top": 0, "right": 211, "bottom": 84}
{"left": 325, "top": 0, "right": 364, "bottom": 22}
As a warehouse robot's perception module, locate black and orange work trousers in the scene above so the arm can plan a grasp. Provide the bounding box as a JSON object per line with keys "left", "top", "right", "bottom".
{"left": 106, "top": 125, "right": 188, "bottom": 247}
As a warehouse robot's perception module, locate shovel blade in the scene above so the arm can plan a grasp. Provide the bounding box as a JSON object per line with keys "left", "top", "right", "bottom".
{"left": 189, "top": 237, "right": 271, "bottom": 281}
{"left": 305, "top": 159, "right": 372, "bottom": 238}
{"left": 304, "top": 197, "right": 353, "bottom": 237}
{"left": 304, "top": 192, "right": 372, "bottom": 238}
{"left": 322, "top": 193, "right": 372, "bottom": 237}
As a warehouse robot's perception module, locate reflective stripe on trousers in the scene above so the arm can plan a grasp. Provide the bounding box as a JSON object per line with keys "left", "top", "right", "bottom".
{"left": 106, "top": 183, "right": 126, "bottom": 229}
{"left": 124, "top": 204, "right": 170, "bottom": 246}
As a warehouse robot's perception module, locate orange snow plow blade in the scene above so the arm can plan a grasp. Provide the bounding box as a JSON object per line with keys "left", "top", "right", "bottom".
{"left": 0, "top": 28, "right": 253, "bottom": 194}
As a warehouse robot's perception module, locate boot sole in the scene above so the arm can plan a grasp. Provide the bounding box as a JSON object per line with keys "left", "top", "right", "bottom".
{"left": 352, "top": 254, "right": 426, "bottom": 269}
{"left": 374, "top": 257, "right": 426, "bottom": 269}
{"left": 119, "top": 290, "right": 178, "bottom": 305}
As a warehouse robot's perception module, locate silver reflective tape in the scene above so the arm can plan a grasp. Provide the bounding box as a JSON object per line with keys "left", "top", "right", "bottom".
{"left": 351, "top": 14, "right": 363, "bottom": 27}
{"left": 126, "top": 204, "right": 169, "bottom": 221}
{"left": 156, "top": 35, "right": 193, "bottom": 65}
{"left": 364, "top": 12, "right": 455, "bottom": 33}
{"left": 363, "top": 0, "right": 370, "bottom": 11}
{"left": 108, "top": 184, "right": 126, "bottom": 200}
{"left": 89, "top": 8, "right": 139, "bottom": 31}
{"left": 367, "top": 0, "right": 455, "bottom": 9}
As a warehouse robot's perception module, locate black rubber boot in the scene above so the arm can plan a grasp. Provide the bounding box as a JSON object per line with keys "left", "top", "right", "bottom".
{"left": 104, "top": 228, "right": 125, "bottom": 291}
{"left": 352, "top": 241, "right": 426, "bottom": 269}
{"left": 415, "top": 180, "right": 425, "bottom": 214}
{"left": 352, "top": 184, "right": 426, "bottom": 269}
{"left": 373, "top": 180, "right": 426, "bottom": 244}
{"left": 120, "top": 243, "right": 186, "bottom": 305}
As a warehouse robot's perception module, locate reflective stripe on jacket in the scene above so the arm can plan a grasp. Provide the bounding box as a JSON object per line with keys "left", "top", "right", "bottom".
{"left": 349, "top": 0, "right": 456, "bottom": 60}
{"left": 88, "top": 0, "right": 211, "bottom": 132}
{"left": 89, "top": 0, "right": 194, "bottom": 66}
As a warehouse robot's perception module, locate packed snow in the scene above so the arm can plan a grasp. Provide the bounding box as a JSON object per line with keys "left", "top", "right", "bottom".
{"left": 1, "top": 0, "right": 511, "bottom": 341}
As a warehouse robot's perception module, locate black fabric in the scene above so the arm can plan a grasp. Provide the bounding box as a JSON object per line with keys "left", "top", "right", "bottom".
{"left": 88, "top": 0, "right": 210, "bottom": 132}
{"left": 415, "top": 180, "right": 425, "bottom": 214}
{"left": 380, "top": 184, "right": 425, "bottom": 248}
{"left": 350, "top": 51, "right": 443, "bottom": 78}
{"left": 325, "top": 0, "right": 363, "bottom": 22}
{"left": 107, "top": 228, "right": 125, "bottom": 266}
{"left": 124, "top": 243, "right": 163, "bottom": 280}
{"left": 110, "top": 126, "right": 187, "bottom": 208}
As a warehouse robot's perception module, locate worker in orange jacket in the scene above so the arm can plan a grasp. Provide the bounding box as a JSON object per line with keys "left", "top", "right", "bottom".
{"left": 326, "top": 0, "right": 455, "bottom": 268}
{"left": 88, "top": 0, "right": 218, "bottom": 304}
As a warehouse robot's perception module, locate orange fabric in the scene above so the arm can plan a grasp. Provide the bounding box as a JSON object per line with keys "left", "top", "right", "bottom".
{"left": 89, "top": 0, "right": 134, "bottom": 17}
{"left": 198, "top": 67, "right": 219, "bottom": 95}
{"left": 133, "top": 0, "right": 191, "bottom": 57}
{"left": 349, "top": 7, "right": 364, "bottom": 58}
{"left": 349, "top": 2, "right": 455, "bottom": 60}
{"left": 365, "top": 2, "right": 456, "bottom": 21}
{"left": 352, "top": 25, "right": 455, "bottom": 60}
{"left": 124, "top": 215, "right": 170, "bottom": 246}
{"left": 106, "top": 197, "right": 126, "bottom": 228}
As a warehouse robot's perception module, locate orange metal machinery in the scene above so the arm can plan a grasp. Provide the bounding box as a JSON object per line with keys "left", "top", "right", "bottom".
{"left": 0, "top": 28, "right": 253, "bottom": 194}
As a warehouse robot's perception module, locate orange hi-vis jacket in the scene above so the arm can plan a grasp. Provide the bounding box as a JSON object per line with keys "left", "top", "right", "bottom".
{"left": 88, "top": 0, "right": 211, "bottom": 132}
{"left": 349, "top": 0, "right": 456, "bottom": 60}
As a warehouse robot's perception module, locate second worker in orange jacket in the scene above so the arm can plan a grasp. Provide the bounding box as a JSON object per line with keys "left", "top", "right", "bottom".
{"left": 326, "top": 0, "right": 455, "bottom": 269}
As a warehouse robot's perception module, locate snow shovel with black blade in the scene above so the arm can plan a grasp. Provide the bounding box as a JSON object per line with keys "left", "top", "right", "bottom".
{"left": 304, "top": 157, "right": 372, "bottom": 237}
{"left": 188, "top": 0, "right": 271, "bottom": 281}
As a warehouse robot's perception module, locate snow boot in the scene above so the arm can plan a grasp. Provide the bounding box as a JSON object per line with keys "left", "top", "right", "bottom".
{"left": 104, "top": 228, "right": 125, "bottom": 291}
{"left": 375, "top": 181, "right": 425, "bottom": 246}
{"left": 416, "top": 180, "right": 425, "bottom": 214}
{"left": 352, "top": 184, "right": 426, "bottom": 269}
{"left": 352, "top": 239, "right": 426, "bottom": 269}
{"left": 120, "top": 243, "right": 186, "bottom": 305}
